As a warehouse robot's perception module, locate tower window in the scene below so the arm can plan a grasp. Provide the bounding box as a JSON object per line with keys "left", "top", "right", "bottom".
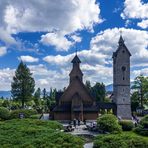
{"left": 122, "top": 50, "right": 125, "bottom": 53}
{"left": 123, "top": 77, "right": 125, "bottom": 80}
{"left": 122, "top": 66, "right": 126, "bottom": 71}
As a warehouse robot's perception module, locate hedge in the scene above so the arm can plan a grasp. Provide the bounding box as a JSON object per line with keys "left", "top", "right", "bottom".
{"left": 94, "top": 132, "right": 148, "bottom": 148}
{"left": 0, "top": 107, "right": 10, "bottom": 120}
{"left": 10, "top": 109, "right": 37, "bottom": 119}
{"left": 119, "top": 120, "right": 134, "bottom": 131}
{"left": 134, "top": 115, "right": 148, "bottom": 136}
{"left": 0, "top": 119, "right": 84, "bottom": 148}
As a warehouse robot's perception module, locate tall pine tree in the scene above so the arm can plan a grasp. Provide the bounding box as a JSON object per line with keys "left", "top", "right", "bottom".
{"left": 11, "top": 61, "right": 35, "bottom": 108}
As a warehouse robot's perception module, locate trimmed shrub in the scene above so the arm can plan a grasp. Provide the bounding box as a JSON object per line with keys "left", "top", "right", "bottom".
{"left": 29, "top": 114, "right": 41, "bottom": 119}
{"left": 0, "top": 119, "right": 83, "bottom": 147}
{"left": 97, "top": 114, "right": 122, "bottom": 133}
{"left": 134, "top": 115, "right": 148, "bottom": 136}
{"left": 0, "top": 107, "right": 10, "bottom": 120}
{"left": 94, "top": 132, "right": 148, "bottom": 148}
{"left": 119, "top": 120, "right": 134, "bottom": 131}
{"left": 10, "top": 109, "right": 37, "bottom": 119}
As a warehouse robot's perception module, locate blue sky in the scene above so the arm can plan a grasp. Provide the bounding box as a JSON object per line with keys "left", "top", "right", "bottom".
{"left": 0, "top": 0, "right": 148, "bottom": 91}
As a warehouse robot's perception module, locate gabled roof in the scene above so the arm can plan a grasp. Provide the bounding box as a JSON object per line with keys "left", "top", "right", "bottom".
{"left": 71, "top": 55, "right": 81, "bottom": 63}
{"left": 69, "top": 66, "right": 83, "bottom": 76}
{"left": 59, "top": 76, "right": 94, "bottom": 103}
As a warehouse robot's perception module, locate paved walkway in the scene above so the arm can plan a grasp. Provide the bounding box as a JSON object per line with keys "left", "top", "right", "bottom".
{"left": 40, "top": 113, "right": 49, "bottom": 120}
{"left": 83, "top": 142, "right": 93, "bottom": 148}
{"left": 69, "top": 124, "right": 98, "bottom": 137}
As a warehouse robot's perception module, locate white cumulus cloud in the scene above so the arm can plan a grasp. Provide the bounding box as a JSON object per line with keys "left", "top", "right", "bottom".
{"left": 137, "top": 19, "right": 148, "bottom": 29}
{"left": 121, "top": 0, "right": 148, "bottom": 29}
{"left": 19, "top": 55, "right": 39, "bottom": 63}
{"left": 0, "top": 0, "right": 102, "bottom": 51}
{"left": 0, "top": 46, "right": 7, "bottom": 56}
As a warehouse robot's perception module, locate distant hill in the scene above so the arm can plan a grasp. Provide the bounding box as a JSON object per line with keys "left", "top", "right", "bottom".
{"left": 105, "top": 82, "right": 135, "bottom": 92}
{"left": 105, "top": 84, "right": 113, "bottom": 92}
{"left": 0, "top": 91, "right": 11, "bottom": 98}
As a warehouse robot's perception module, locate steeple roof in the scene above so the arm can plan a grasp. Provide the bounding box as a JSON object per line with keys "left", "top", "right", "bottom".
{"left": 118, "top": 35, "right": 124, "bottom": 46}
{"left": 71, "top": 55, "right": 81, "bottom": 63}
{"left": 113, "top": 35, "right": 131, "bottom": 58}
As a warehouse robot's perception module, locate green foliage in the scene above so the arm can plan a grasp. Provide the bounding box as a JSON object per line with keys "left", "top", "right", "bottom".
{"left": 11, "top": 61, "right": 35, "bottom": 108}
{"left": 97, "top": 114, "right": 122, "bottom": 133}
{"left": 119, "top": 120, "right": 134, "bottom": 131}
{"left": 94, "top": 132, "right": 148, "bottom": 148}
{"left": 92, "top": 82, "right": 106, "bottom": 102}
{"left": 85, "top": 81, "right": 106, "bottom": 102}
{"left": 131, "top": 75, "right": 148, "bottom": 108}
{"left": 134, "top": 115, "right": 148, "bottom": 136}
{"left": 0, "top": 119, "right": 83, "bottom": 148}
{"left": 131, "top": 91, "right": 140, "bottom": 112}
{"left": 2, "top": 100, "right": 10, "bottom": 108}
{"left": 10, "top": 109, "right": 37, "bottom": 119}
{"left": 29, "top": 114, "right": 41, "bottom": 119}
{"left": 0, "top": 107, "right": 10, "bottom": 120}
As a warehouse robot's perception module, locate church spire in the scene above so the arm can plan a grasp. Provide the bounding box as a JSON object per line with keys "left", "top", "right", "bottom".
{"left": 69, "top": 53, "right": 83, "bottom": 83}
{"left": 71, "top": 55, "right": 81, "bottom": 63}
{"left": 71, "top": 50, "right": 81, "bottom": 63}
{"left": 118, "top": 34, "right": 124, "bottom": 46}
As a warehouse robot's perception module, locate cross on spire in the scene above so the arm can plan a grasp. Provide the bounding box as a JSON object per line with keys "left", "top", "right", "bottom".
{"left": 76, "top": 49, "right": 77, "bottom": 55}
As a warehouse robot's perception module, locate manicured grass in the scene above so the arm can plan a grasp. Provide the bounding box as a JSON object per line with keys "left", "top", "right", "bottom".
{"left": 0, "top": 119, "right": 84, "bottom": 148}
{"left": 94, "top": 131, "right": 148, "bottom": 148}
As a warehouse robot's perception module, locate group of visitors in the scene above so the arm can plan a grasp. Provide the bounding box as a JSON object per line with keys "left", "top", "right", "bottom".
{"left": 72, "top": 118, "right": 81, "bottom": 128}
{"left": 65, "top": 118, "right": 82, "bottom": 132}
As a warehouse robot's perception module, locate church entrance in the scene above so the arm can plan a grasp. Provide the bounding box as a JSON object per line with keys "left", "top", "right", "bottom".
{"left": 72, "top": 111, "right": 83, "bottom": 121}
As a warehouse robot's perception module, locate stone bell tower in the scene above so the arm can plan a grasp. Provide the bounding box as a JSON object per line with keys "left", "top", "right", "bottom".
{"left": 112, "top": 35, "right": 132, "bottom": 119}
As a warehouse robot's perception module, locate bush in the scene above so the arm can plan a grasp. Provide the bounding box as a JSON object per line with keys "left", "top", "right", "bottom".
{"left": 134, "top": 115, "right": 148, "bottom": 136}
{"left": 0, "top": 107, "right": 10, "bottom": 120}
{"left": 94, "top": 132, "right": 148, "bottom": 148}
{"left": 29, "top": 114, "right": 41, "bottom": 119}
{"left": 10, "top": 109, "right": 37, "bottom": 119}
{"left": 0, "top": 119, "right": 84, "bottom": 147}
{"left": 119, "top": 120, "right": 134, "bottom": 131}
{"left": 97, "top": 114, "right": 122, "bottom": 133}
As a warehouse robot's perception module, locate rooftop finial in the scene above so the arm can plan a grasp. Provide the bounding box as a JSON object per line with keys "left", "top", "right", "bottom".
{"left": 118, "top": 30, "right": 124, "bottom": 46}
{"left": 120, "top": 30, "right": 122, "bottom": 36}
{"left": 76, "top": 49, "right": 77, "bottom": 55}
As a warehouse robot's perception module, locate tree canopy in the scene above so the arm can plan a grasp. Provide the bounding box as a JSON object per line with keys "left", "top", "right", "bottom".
{"left": 131, "top": 75, "right": 148, "bottom": 109}
{"left": 11, "top": 61, "right": 35, "bottom": 108}
{"left": 85, "top": 81, "right": 106, "bottom": 102}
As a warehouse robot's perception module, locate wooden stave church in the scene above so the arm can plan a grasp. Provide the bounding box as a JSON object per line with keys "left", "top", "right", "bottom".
{"left": 53, "top": 54, "right": 99, "bottom": 121}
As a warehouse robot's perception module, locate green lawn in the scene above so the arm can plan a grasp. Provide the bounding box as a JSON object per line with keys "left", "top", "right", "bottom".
{"left": 0, "top": 119, "right": 84, "bottom": 148}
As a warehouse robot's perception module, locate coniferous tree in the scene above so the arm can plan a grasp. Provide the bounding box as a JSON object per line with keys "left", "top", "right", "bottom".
{"left": 92, "top": 82, "right": 106, "bottom": 102}
{"left": 11, "top": 61, "right": 35, "bottom": 108}
{"left": 34, "top": 88, "right": 41, "bottom": 107}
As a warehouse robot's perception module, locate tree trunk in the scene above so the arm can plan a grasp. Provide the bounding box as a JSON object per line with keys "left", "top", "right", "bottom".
{"left": 22, "top": 99, "right": 24, "bottom": 109}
